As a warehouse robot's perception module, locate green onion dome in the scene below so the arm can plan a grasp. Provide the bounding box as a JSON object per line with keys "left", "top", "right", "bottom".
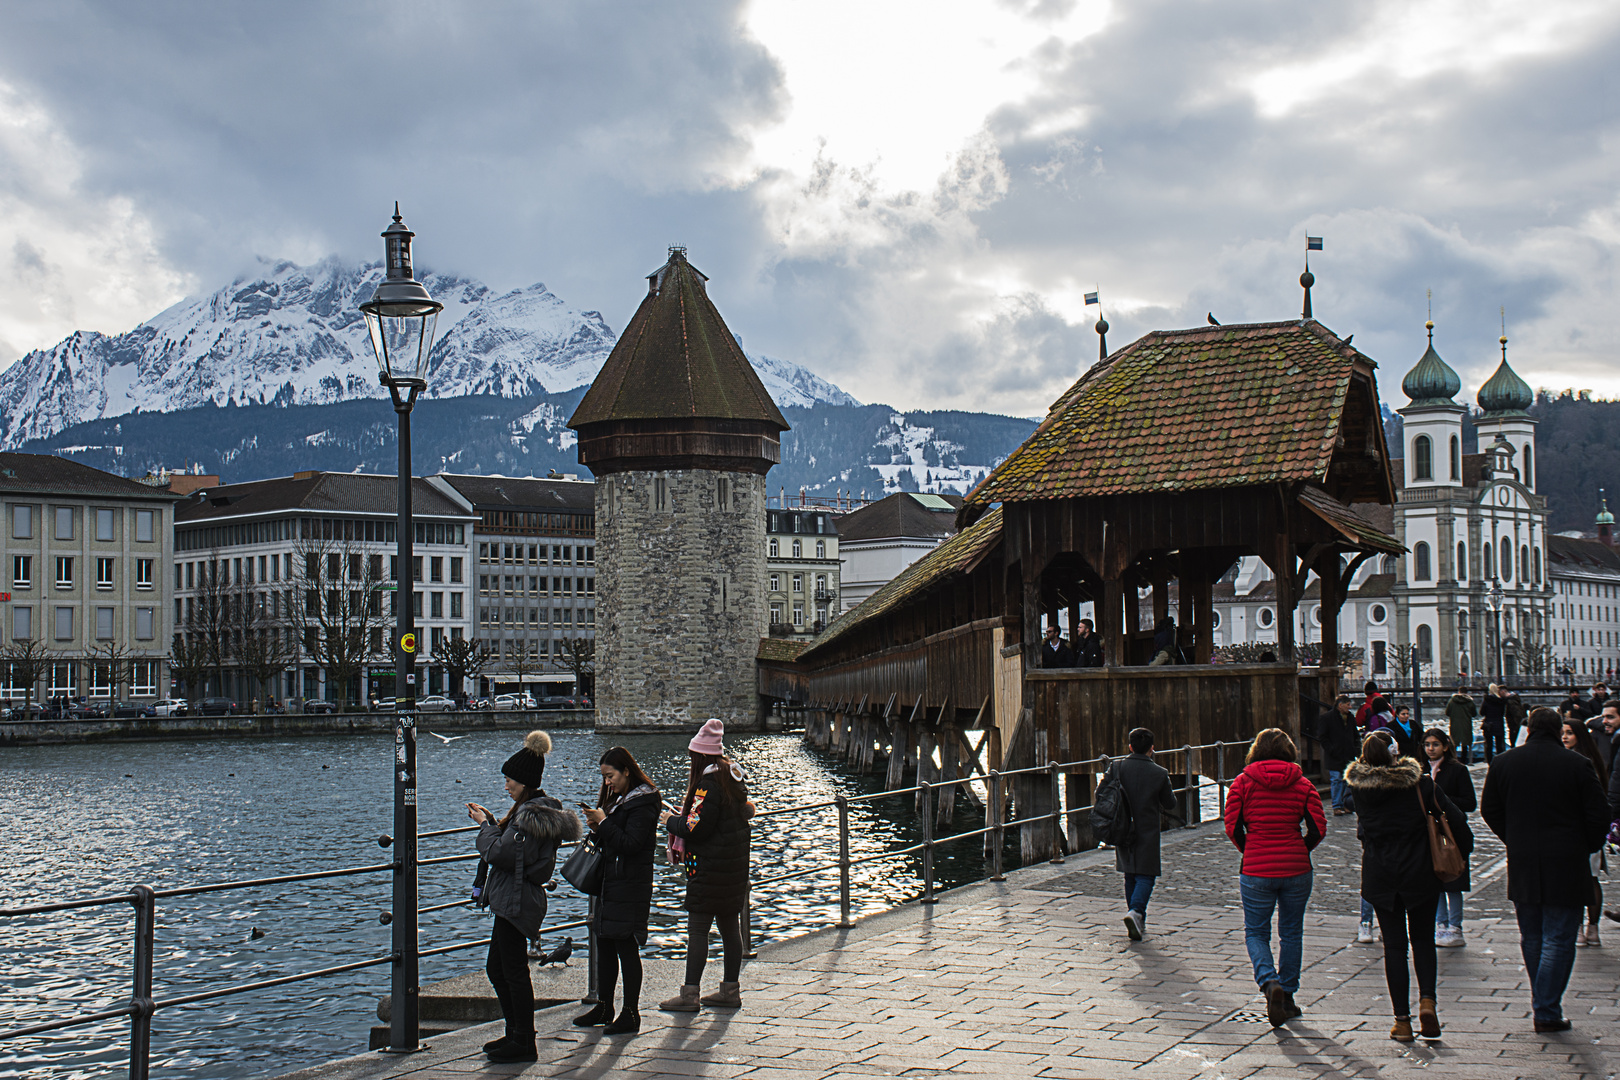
{"left": 1477, "top": 335, "right": 1533, "bottom": 416}
{"left": 1401, "top": 321, "right": 1461, "bottom": 406}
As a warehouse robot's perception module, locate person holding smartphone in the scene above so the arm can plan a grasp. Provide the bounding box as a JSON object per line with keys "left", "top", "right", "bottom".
{"left": 467, "top": 730, "right": 581, "bottom": 1063}
{"left": 570, "top": 746, "right": 660, "bottom": 1035}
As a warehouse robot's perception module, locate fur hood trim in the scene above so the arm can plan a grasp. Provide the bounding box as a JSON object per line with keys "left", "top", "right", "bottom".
{"left": 524, "top": 730, "right": 552, "bottom": 756}
{"left": 1344, "top": 757, "right": 1422, "bottom": 791}
{"left": 514, "top": 797, "right": 583, "bottom": 844}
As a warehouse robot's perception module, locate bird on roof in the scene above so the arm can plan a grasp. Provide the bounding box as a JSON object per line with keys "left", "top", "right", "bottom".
{"left": 1207, "top": 313, "right": 1221, "bottom": 326}
{"left": 1342, "top": 334, "right": 1354, "bottom": 346}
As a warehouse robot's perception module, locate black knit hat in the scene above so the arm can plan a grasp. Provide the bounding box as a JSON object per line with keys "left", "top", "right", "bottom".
{"left": 502, "top": 730, "right": 550, "bottom": 789}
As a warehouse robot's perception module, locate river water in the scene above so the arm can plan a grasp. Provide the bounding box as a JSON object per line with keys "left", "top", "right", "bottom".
{"left": 0, "top": 728, "right": 1012, "bottom": 1080}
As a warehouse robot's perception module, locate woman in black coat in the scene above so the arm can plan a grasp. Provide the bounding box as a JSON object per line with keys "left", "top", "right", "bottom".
{"left": 575, "top": 746, "right": 659, "bottom": 1035}
{"left": 1561, "top": 719, "right": 1609, "bottom": 946}
{"left": 659, "top": 718, "right": 753, "bottom": 1013}
{"left": 1422, "top": 729, "right": 1476, "bottom": 948}
{"left": 1346, "top": 733, "right": 1473, "bottom": 1043}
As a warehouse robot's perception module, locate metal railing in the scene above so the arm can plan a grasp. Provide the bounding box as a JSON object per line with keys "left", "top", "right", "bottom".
{"left": 0, "top": 827, "right": 590, "bottom": 1080}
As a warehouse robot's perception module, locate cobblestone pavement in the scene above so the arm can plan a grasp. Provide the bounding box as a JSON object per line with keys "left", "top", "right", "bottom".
{"left": 281, "top": 793, "right": 1617, "bottom": 1080}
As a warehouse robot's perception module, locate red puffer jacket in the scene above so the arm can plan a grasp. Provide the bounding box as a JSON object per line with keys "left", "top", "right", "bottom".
{"left": 1224, "top": 759, "right": 1326, "bottom": 878}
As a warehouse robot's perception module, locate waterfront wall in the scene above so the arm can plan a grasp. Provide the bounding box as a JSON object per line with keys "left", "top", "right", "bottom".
{"left": 0, "top": 710, "right": 593, "bottom": 747}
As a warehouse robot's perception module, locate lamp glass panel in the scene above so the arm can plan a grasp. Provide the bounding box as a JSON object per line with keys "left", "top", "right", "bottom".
{"left": 364, "top": 310, "right": 438, "bottom": 382}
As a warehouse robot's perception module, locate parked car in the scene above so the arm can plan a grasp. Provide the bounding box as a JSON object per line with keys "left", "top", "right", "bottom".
{"left": 110, "top": 701, "right": 156, "bottom": 719}
{"left": 198, "top": 698, "right": 239, "bottom": 716}
{"left": 1, "top": 702, "right": 46, "bottom": 720}
{"left": 493, "top": 693, "right": 538, "bottom": 710}
{"left": 534, "top": 695, "right": 574, "bottom": 711}
{"left": 67, "top": 703, "right": 109, "bottom": 719}
{"left": 417, "top": 695, "right": 455, "bottom": 711}
{"left": 150, "top": 699, "right": 188, "bottom": 718}
{"left": 303, "top": 699, "right": 340, "bottom": 714}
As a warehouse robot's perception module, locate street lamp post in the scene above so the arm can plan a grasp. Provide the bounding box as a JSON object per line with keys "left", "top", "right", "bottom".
{"left": 1487, "top": 577, "right": 1505, "bottom": 686}
{"left": 361, "top": 204, "right": 443, "bottom": 1054}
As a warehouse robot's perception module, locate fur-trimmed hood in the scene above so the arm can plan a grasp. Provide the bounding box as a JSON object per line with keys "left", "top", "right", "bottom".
{"left": 1344, "top": 756, "right": 1421, "bottom": 791}
{"left": 513, "top": 796, "right": 583, "bottom": 844}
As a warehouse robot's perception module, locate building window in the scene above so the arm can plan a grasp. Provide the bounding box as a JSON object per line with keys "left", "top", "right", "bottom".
{"left": 792, "top": 573, "right": 803, "bottom": 593}
{"left": 95, "top": 508, "right": 115, "bottom": 541}
{"left": 769, "top": 574, "right": 780, "bottom": 592}
{"left": 1520, "top": 545, "right": 1530, "bottom": 584}
{"left": 769, "top": 604, "right": 783, "bottom": 625}
{"left": 1413, "top": 542, "right": 1431, "bottom": 582}
{"left": 55, "top": 557, "right": 74, "bottom": 588}
{"left": 1483, "top": 542, "right": 1492, "bottom": 579}
{"left": 135, "top": 510, "right": 155, "bottom": 543}
{"left": 792, "top": 603, "right": 804, "bottom": 626}
{"left": 54, "top": 606, "right": 73, "bottom": 641}
{"left": 816, "top": 540, "right": 826, "bottom": 558}
{"left": 55, "top": 506, "right": 73, "bottom": 540}
{"left": 769, "top": 538, "right": 779, "bottom": 557}
{"left": 97, "top": 557, "right": 115, "bottom": 589}
{"left": 431, "top": 591, "right": 444, "bottom": 618}
{"left": 450, "top": 557, "right": 463, "bottom": 584}
{"left": 792, "top": 539, "right": 802, "bottom": 558}
{"left": 1372, "top": 639, "right": 1387, "bottom": 674}
{"left": 1523, "top": 444, "right": 1533, "bottom": 487}
{"left": 1413, "top": 435, "right": 1433, "bottom": 481}
{"left": 13, "top": 504, "right": 32, "bottom": 539}
{"left": 1416, "top": 623, "right": 1433, "bottom": 663}
{"left": 1258, "top": 608, "right": 1274, "bottom": 628}
{"left": 136, "top": 607, "right": 154, "bottom": 639}
{"left": 1500, "top": 542, "right": 1512, "bottom": 582}
{"left": 93, "top": 607, "right": 114, "bottom": 640}
{"left": 1534, "top": 548, "right": 1541, "bottom": 584}
{"left": 12, "top": 606, "right": 31, "bottom": 639}
{"left": 654, "top": 477, "right": 668, "bottom": 511}
{"left": 431, "top": 557, "right": 444, "bottom": 583}
{"left": 1456, "top": 542, "right": 1466, "bottom": 582}
{"left": 717, "top": 476, "right": 731, "bottom": 510}
{"left": 1381, "top": 555, "right": 1397, "bottom": 574}
{"left": 12, "top": 555, "right": 30, "bottom": 589}
{"left": 131, "top": 661, "right": 156, "bottom": 696}
{"left": 451, "top": 592, "right": 463, "bottom": 618}
{"left": 1370, "top": 603, "right": 1387, "bottom": 624}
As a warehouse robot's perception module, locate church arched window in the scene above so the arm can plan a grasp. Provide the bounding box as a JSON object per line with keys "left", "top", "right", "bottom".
{"left": 1520, "top": 545, "right": 1530, "bottom": 583}
{"left": 1500, "top": 542, "right": 1512, "bottom": 582}
{"left": 1413, "top": 435, "right": 1433, "bottom": 481}
{"left": 1534, "top": 548, "right": 1542, "bottom": 584}
{"left": 1450, "top": 435, "right": 1460, "bottom": 480}
{"left": 1416, "top": 623, "right": 1433, "bottom": 663}
{"left": 1413, "top": 542, "right": 1432, "bottom": 582}
{"left": 1523, "top": 444, "right": 1533, "bottom": 487}
{"left": 1457, "top": 541, "right": 1467, "bottom": 581}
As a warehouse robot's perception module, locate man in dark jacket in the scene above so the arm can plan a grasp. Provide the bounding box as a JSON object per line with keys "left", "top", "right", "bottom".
{"left": 1313, "top": 695, "right": 1360, "bottom": 815}
{"left": 1505, "top": 690, "right": 1528, "bottom": 747}
{"left": 1481, "top": 683, "right": 1508, "bottom": 762}
{"left": 1073, "top": 618, "right": 1104, "bottom": 668}
{"left": 1115, "top": 727, "right": 1178, "bottom": 941}
{"left": 1040, "top": 624, "right": 1074, "bottom": 668}
{"left": 1481, "top": 707, "right": 1610, "bottom": 1033}
{"left": 1444, "top": 688, "right": 1477, "bottom": 764}
{"left": 1599, "top": 701, "right": 1620, "bottom": 819}
{"left": 1558, "top": 688, "right": 1589, "bottom": 722}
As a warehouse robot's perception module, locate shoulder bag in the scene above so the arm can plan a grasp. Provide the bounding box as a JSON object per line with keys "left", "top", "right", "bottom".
{"left": 1417, "top": 783, "right": 1465, "bottom": 883}
{"left": 561, "top": 835, "right": 609, "bottom": 896}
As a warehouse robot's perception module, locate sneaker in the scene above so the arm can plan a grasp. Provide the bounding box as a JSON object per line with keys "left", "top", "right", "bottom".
{"left": 1576, "top": 925, "right": 1588, "bottom": 947}
{"left": 1587, "top": 924, "right": 1601, "bottom": 947}
{"left": 1356, "top": 922, "right": 1375, "bottom": 944}
{"left": 1124, "top": 910, "right": 1144, "bottom": 941}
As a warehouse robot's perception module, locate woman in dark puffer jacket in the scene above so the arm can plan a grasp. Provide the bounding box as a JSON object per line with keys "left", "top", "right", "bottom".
{"left": 659, "top": 718, "right": 754, "bottom": 1013}
{"left": 1224, "top": 728, "right": 1327, "bottom": 1028}
{"left": 1348, "top": 732, "right": 1472, "bottom": 1043}
{"left": 574, "top": 746, "right": 660, "bottom": 1036}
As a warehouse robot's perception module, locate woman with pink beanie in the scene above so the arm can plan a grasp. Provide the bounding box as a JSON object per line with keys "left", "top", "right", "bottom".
{"left": 658, "top": 718, "right": 754, "bottom": 1012}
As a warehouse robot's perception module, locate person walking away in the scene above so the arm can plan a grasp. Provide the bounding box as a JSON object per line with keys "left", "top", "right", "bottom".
{"left": 575, "top": 747, "right": 660, "bottom": 1035}
{"left": 1445, "top": 688, "right": 1477, "bottom": 765}
{"left": 1387, "top": 705, "right": 1422, "bottom": 761}
{"left": 1366, "top": 696, "right": 1395, "bottom": 734}
{"left": 1560, "top": 720, "right": 1609, "bottom": 948}
{"left": 1040, "top": 624, "right": 1075, "bottom": 668}
{"left": 1115, "top": 727, "right": 1177, "bottom": 940}
{"left": 1348, "top": 732, "right": 1472, "bottom": 1041}
{"left": 1506, "top": 690, "right": 1528, "bottom": 748}
{"left": 1314, "top": 695, "right": 1361, "bottom": 816}
{"left": 1147, "top": 616, "right": 1180, "bottom": 666}
{"left": 468, "top": 731, "right": 582, "bottom": 1062}
{"left": 1481, "top": 684, "right": 1508, "bottom": 763}
{"left": 1422, "top": 729, "right": 1476, "bottom": 947}
{"left": 1480, "top": 707, "right": 1610, "bottom": 1033}
{"left": 660, "top": 719, "right": 754, "bottom": 1012}
{"left": 1355, "top": 730, "right": 1397, "bottom": 944}
{"left": 1073, "top": 618, "right": 1105, "bottom": 668}
{"left": 1224, "top": 728, "right": 1327, "bottom": 1027}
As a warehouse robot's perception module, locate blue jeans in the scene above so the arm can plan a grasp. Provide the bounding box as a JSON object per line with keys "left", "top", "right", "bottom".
{"left": 1124, "top": 873, "right": 1155, "bottom": 915}
{"left": 1328, "top": 770, "right": 1348, "bottom": 811}
{"left": 1240, "top": 872, "right": 1313, "bottom": 993}
{"left": 1436, "top": 891, "right": 1464, "bottom": 930}
{"left": 1361, "top": 897, "right": 1374, "bottom": 924}
{"left": 1515, "top": 903, "right": 1582, "bottom": 1023}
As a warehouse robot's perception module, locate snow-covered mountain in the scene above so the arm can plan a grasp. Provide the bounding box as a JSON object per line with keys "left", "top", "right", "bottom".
{"left": 0, "top": 258, "right": 857, "bottom": 449}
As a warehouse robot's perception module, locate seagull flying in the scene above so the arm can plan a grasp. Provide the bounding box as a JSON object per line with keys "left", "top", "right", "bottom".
{"left": 430, "top": 732, "right": 469, "bottom": 744}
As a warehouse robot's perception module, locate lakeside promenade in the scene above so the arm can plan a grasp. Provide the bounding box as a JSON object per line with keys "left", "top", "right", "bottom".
{"left": 277, "top": 817, "right": 1620, "bottom": 1080}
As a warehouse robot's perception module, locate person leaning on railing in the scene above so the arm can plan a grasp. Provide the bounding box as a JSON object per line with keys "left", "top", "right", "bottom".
{"left": 466, "top": 731, "right": 582, "bottom": 1063}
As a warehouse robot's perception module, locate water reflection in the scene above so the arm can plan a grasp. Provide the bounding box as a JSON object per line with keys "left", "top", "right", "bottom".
{"left": 0, "top": 729, "right": 1014, "bottom": 1080}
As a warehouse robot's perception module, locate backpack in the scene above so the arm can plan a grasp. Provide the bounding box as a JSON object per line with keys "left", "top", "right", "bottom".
{"left": 1092, "top": 760, "right": 1136, "bottom": 848}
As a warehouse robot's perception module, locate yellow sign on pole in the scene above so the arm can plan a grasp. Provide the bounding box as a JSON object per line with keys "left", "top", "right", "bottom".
{"left": 400, "top": 632, "right": 416, "bottom": 654}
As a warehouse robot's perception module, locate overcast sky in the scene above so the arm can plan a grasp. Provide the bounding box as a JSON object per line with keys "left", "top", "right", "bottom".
{"left": 0, "top": 0, "right": 1615, "bottom": 418}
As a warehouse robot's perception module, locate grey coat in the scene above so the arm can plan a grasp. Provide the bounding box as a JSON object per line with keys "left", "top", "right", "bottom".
{"left": 476, "top": 795, "right": 583, "bottom": 937}
{"left": 1113, "top": 753, "right": 1178, "bottom": 877}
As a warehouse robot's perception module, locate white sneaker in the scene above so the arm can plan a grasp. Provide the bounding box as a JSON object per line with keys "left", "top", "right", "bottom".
{"left": 1437, "top": 928, "right": 1464, "bottom": 948}
{"left": 1576, "top": 925, "right": 1589, "bottom": 947}
{"left": 1124, "top": 910, "right": 1144, "bottom": 941}
{"left": 1356, "top": 922, "right": 1375, "bottom": 944}
{"left": 1587, "top": 924, "right": 1601, "bottom": 948}
{"left": 1450, "top": 928, "right": 1466, "bottom": 947}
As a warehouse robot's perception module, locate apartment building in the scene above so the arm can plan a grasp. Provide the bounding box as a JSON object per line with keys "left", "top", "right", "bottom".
{"left": 0, "top": 453, "right": 181, "bottom": 701}
{"left": 765, "top": 508, "right": 839, "bottom": 636}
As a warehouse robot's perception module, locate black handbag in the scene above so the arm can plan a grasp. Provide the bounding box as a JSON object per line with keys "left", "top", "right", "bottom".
{"left": 561, "top": 836, "right": 609, "bottom": 895}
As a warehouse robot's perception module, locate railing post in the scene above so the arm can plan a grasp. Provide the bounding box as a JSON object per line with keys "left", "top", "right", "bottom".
{"left": 128, "top": 885, "right": 155, "bottom": 1080}
{"left": 1216, "top": 742, "right": 1226, "bottom": 818}
{"left": 1047, "top": 762, "right": 1065, "bottom": 864}
{"left": 836, "top": 795, "right": 853, "bottom": 928}
{"left": 1181, "top": 744, "right": 1194, "bottom": 826}
{"left": 988, "top": 770, "right": 1005, "bottom": 882}
{"left": 919, "top": 780, "right": 936, "bottom": 904}
{"left": 583, "top": 896, "right": 600, "bottom": 1004}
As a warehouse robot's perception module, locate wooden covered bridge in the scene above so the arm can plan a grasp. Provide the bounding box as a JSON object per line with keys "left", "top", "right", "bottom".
{"left": 758, "top": 316, "right": 1404, "bottom": 855}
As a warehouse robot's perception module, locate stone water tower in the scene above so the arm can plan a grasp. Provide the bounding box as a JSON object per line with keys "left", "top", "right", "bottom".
{"left": 569, "top": 248, "right": 789, "bottom": 730}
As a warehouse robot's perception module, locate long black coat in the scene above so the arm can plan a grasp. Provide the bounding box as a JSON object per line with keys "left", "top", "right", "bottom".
{"left": 1481, "top": 733, "right": 1610, "bottom": 908}
{"left": 1112, "top": 753, "right": 1178, "bottom": 877}
{"left": 590, "top": 786, "right": 659, "bottom": 942}
{"left": 1481, "top": 695, "right": 1507, "bottom": 731}
{"left": 1313, "top": 707, "right": 1361, "bottom": 772}
{"left": 667, "top": 763, "right": 752, "bottom": 916}
{"left": 1346, "top": 758, "right": 1472, "bottom": 910}
{"left": 1428, "top": 758, "right": 1477, "bottom": 891}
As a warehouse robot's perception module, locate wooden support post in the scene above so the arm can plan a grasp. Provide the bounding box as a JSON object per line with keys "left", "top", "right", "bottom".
{"left": 915, "top": 723, "right": 937, "bottom": 815}
{"left": 1101, "top": 579, "right": 1125, "bottom": 667}
{"left": 886, "top": 719, "right": 907, "bottom": 789}
{"left": 1065, "top": 770, "right": 1089, "bottom": 852}
{"left": 1152, "top": 578, "right": 1169, "bottom": 626}
{"left": 1194, "top": 572, "right": 1215, "bottom": 665}
{"left": 936, "top": 697, "right": 956, "bottom": 825}
{"left": 1275, "top": 534, "right": 1296, "bottom": 663}
{"left": 1319, "top": 551, "right": 1343, "bottom": 669}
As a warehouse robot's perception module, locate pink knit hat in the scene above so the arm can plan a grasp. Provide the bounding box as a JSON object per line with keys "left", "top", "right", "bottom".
{"left": 688, "top": 718, "right": 725, "bottom": 756}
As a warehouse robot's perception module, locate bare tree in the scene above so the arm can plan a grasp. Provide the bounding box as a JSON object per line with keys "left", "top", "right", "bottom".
{"left": 1518, "top": 640, "right": 1553, "bottom": 682}
{"left": 501, "top": 639, "right": 543, "bottom": 698}
{"left": 559, "top": 637, "right": 595, "bottom": 698}
{"left": 234, "top": 580, "right": 297, "bottom": 711}
{"left": 1, "top": 638, "right": 54, "bottom": 714}
{"left": 183, "top": 549, "right": 235, "bottom": 696}
{"left": 433, "top": 635, "right": 489, "bottom": 701}
{"left": 87, "top": 642, "right": 136, "bottom": 703}
{"left": 289, "top": 532, "right": 391, "bottom": 708}
{"left": 168, "top": 633, "right": 210, "bottom": 702}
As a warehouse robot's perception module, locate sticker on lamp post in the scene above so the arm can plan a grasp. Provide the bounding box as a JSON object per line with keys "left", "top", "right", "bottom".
{"left": 400, "top": 632, "right": 417, "bottom": 654}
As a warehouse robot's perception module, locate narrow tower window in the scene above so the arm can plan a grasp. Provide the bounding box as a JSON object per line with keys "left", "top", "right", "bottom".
{"left": 1413, "top": 542, "right": 1431, "bottom": 582}
{"left": 1449, "top": 435, "right": 1460, "bottom": 480}
{"left": 1413, "top": 435, "right": 1433, "bottom": 481}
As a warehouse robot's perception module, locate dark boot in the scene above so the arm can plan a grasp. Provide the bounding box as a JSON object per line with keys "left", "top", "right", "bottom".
{"left": 603, "top": 1008, "right": 641, "bottom": 1035}
{"left": 487, "top": 1037, "right": 538, "bottom": 1063}
{"left": 1263, "top": 981, "right": 1289, "bottom": 1027}
{"left": 481, "top": 1035, "right": 511, "bottom": 1053}
{"left": 573, "top": 1002, "right": 613, "bottom": 1027}
{"left": 1281, "top": 991, "right": 1303, "bottom": 1020}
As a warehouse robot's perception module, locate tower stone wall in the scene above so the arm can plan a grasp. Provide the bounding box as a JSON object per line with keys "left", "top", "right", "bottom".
{"left": 594, "top": 468, "right": 767, "bottom": 729}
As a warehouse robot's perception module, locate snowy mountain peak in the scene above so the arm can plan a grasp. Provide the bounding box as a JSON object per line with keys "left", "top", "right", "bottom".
{"left": 0, "top": 257, "right": 856, "bottom": 449}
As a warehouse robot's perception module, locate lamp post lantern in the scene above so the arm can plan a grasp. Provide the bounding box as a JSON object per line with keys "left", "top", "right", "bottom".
{"left": 1487, "top": 577, "right": 1505, "bottom": 686}
{"left": 361, "top": 204, "right": 442, "bottom": 1054}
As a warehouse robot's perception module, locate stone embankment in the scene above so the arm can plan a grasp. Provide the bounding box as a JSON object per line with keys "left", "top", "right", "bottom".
{"left": 0, "top": 710, "right": 592, "bottom": 746}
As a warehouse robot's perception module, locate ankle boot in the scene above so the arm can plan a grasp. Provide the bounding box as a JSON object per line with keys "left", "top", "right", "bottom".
{"left": 604, "top": 1007, "right": 641, "bottom": 1035}
{"left": 573, "top": 1001, "right": 613, "bottom": 1027}
{"left": 487, "top": 1036, "right": 538, "bottom": 1062}
{"left": 1390, "top": 1016, "right": 1414, "bottom": 1042}
{"left": 481, "top": 1035, "right": 511, "bottom": 1053}
{"left": 700, "top": 981, "right": 742, "bottom": 1008}
{"left": 658, "top": 984, "right": 700, "bottom": 1012}
{"left": 1418, "top": 998, "right": 1441, "bottom": 1039}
